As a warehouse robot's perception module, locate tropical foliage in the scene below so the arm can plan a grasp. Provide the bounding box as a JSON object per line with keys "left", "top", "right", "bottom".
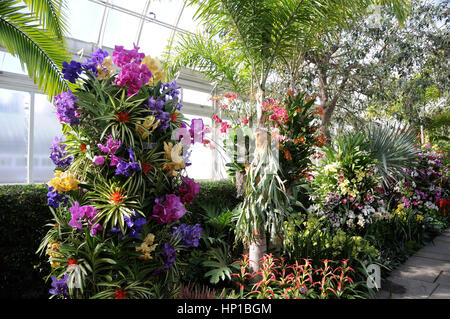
{"left": 0, "top": 0, "right": 71, "bottom": 97}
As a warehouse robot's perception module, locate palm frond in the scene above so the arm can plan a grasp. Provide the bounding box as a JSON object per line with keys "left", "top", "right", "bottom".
{"left": 22, "top": 0, "right": 69, "bottom": 41}
{"left": 164, "top": 31, "right": 251, "bottom": 95}
{"left": 0, "top": 0, "right": 71, "bottom": 98}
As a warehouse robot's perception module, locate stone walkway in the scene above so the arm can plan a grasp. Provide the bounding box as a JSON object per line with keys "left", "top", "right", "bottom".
{"left": 376, "top": 228, "right": 450, "bottom": 299}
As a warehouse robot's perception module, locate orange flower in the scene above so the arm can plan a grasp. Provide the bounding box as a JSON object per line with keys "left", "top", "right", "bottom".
{"left": 284, "top": 149, "right": 292, "bottom": 161}
{"left": 109, "top": 190, "right": 124, "bottom": 204}
{"left": 287, "top": 89, "right": 295, "bottom": 97}
{"left": 314, "top": 134, "right": 328, "bottom": 147}
{"left": 115, "top": 112, "right": 130, "bottom": 122}
{"left": 294, "top": 136, "right": 305, "bottom": 145}
{"left": 171, "top": 112, "right": 180, "bottom": 122}
{"left": 295, "top": 108, "right": 302, "bottom": 113}
{"left": 317, "top": 107, "right": 324, "bottom": 116}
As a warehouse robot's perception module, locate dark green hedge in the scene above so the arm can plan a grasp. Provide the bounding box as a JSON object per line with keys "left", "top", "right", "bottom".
{"left": 189, "top": 180, "right": 241, "bottom": 214}
{"left": 0, "top": 180, "right": 239, "bottom": 299}
{"left": 0, "top": 184, "right": 51, "bottom": 299}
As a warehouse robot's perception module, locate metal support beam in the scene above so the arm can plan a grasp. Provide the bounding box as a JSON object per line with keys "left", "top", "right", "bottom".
{"left": 27, "top": 92, "right": 35, "bottom": 183}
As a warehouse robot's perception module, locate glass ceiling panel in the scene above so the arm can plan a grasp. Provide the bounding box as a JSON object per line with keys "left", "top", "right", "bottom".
{"left": 111, "top": 0, "right": 149, "bottom": 14}
{"left": 177, "top": 2, "right": 202, "bottom": 33}
{"left": 66, "top": 0, "right": 104, "bottom": 43}
{"left": 138, "top": 22, "right": 173, "bottom": 58}
{"left": 147, "top": 0, "right": 184, "bottom": 26}
{"left": 102, "top": 9, "right": 141, "bottom": 49}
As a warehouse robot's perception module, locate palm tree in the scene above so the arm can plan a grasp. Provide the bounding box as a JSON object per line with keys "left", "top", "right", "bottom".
{"left": 0, "top": 0, "right": 71, "bottom": 98}
{"left": 167, "top": 0, "right": 409, "bottom": 273}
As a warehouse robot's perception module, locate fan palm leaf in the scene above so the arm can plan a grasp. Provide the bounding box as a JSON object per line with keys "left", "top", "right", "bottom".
{"left": 0, "top": 0, "right": 71, "bottom": 98}
{"left": 364, "top": 123, "right": 419, "bottom": 185}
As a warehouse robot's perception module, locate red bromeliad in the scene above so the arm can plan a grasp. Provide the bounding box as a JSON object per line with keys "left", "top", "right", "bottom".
{"left": 232, "top": 255, "right": 358, "bottom": 299}
{"left": 109, "top": 190, "right": 124, "bottom": 204}
{"left": 67, "top": 257, "right": 77, "bottom": 266}
{"left": 113, "top": 287, "right": 127, "bottom": 299}
{"left": 142, "top": 162, "right": 152, "bottom": 175}
{"left": 115, "top": 112, "right": 130, "bottom": 123}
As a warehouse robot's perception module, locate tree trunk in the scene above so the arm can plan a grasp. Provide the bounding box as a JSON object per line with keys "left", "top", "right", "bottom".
{"left": 235, "top": 169, "right": 247, "bottom": 198}
{"left": 317, "top": 66, "right": 332, "bottom": 140}
{"left": 269, "top": 222, "right": 283, "bottom": 253}
{"left": 248, "top": 86, "right": 268, "bottom": 276}
{"left": 249, "top": 231, "right": 266, "bottom": 275}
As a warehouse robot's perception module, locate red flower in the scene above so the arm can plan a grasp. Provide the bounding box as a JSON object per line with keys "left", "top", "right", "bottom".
{"left": 317, "top": 107, "right": 324, "bottom": 115}
{"left": 113, "top": 287, "right": 127, "bottom": 299}
{"left": 440, "top": 198, "right": 449, "bottom": 216}
{"left": 109, "top": 190, "right": 124, "bottom": 204}
{"left": 220, "top": 121, "right": 230, "bottom": 133}
{"left": 80, "top": 144, "right": 87, "bottom": 152}
{"left": 171, "top": 112, "right": 179, "bottom": 122}
{"left": 115, "top": 112, "right": 130, "bottom": 122}
{"left": 212, "top": 114, "right": 222, "bottom": 124}
{"left": 142, "top": 162, "right": 152, "bottom": 175}
{"left": 67, "top": 258, "right": 77, "bottom": 266}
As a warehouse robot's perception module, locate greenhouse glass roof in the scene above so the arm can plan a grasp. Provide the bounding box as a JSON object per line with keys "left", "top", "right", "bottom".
{"left": 66, "top": 0, "right": 201, "bottom": 58}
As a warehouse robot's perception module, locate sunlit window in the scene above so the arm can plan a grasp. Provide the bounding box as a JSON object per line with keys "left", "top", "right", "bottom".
{"left": 0, "top": 88, "right": 29, "bottom": 183}
{"left": 33, "top": 94, "right": 62, "bottom": 183}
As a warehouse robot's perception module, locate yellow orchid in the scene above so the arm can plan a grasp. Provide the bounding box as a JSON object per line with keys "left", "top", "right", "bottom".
{"left": 136, "top": 116, "right": 160, "bottom": 139}
{"left": 136, "top": 233, "right": 158, "bottom": 260}
{"left": 46, "top": 241, "right": 63, "bottom": 268}
{"left": 394, "top": 204, "right": 407, "bottom": 220}
{"left": 416, "top": 214, "right": 424, "bottom": 223}
{"left": 162, "top": 142, "right": 185, "bottom": 176}
{"left": 141, "top": 55, "right": 167, "bottom": 84}
{"left": 96, "top": 56, "right": 115, "bottom": 80}
{"left": 47, "top": 171, "right": 80, "bottom": 193}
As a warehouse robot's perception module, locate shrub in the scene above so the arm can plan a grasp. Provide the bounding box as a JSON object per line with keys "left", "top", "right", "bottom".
{"left": 188, "top": 180, "right": 241, "bottom": 223}
{"left": 283, "top": 214, "right": 378, "bottom": 264}
{"left": 308, "top": 134, "right": 388, "bottom": 231}
{"left": 0, "top": 184, "right": 51, "bottom": 299}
